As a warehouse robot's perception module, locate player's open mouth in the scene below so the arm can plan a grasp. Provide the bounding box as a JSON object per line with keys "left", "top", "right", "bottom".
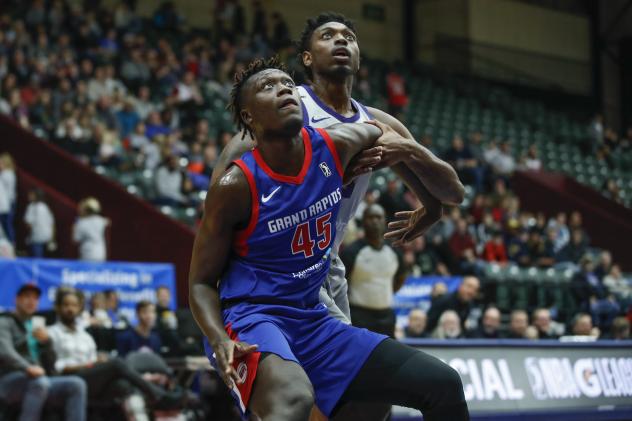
{"left": 279, "top": 98, "right": 299, "bottom": 109}
{"left": 332, "top": 48, "right": 351, "bottom": 58}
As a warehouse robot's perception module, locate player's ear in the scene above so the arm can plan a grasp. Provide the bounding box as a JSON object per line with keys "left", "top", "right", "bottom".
{"left": 240, "top": 109, "right": 253, "bottom": 127}
{"left": 302, "top": 51, "right": 312, "bottom": 69}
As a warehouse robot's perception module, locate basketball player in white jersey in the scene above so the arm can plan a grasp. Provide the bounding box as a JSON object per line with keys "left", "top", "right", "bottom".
{"left": 210, "top": 13, "right": 464, "bottom": 325}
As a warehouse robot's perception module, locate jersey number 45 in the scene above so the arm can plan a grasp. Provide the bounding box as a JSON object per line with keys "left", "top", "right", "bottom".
{"left": 291, "top": 212, "right": 332, "bottom": 258}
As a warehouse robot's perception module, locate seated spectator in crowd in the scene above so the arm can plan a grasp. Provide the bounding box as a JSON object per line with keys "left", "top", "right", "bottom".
{"left": 603, "top": 265, "right": 631, "bottom": 304}
{"left": 403, "top": 309, "right": 428, "bottom": 339}
{"left": 430, "top": 282, "right": 448, "bottom": 304}
{"left": 556, "top": 228, "right": 588, "bottom": 264}
{"left": 569, "top": 313, "right": 598, "bottom": 338}
{"left": 104, "top": 289, "right": 129, "bottom": 329}
{"left": 532, "top": 308, "right": 559, "bottom": 339}
{"left": 571, "top": 255, "right": 619, "bottom": 331}
{"left": 117, "top": 301, "right": 162, "bottom": 357}
{"left": 505, "top": 309, "right": 529, "bottom": 339}
{"left": 48, "top": 288, "right": 181, "bottom": 417}
{"left": 154, "top": 154, "right": 191, "bottom": 207}
{"left": 507, "top": 229, "right": 531, "bottom": 267}
{"left": 444, "top": 135, "right": 483, "bottom": 192}
{"left": 482, "top": 230, "right": 507, "bottom": 264}
{"left": 432, "top": 310, "right": 464, "bottom": 339}
{"left": 155, "top": 286, "right": 177, "bottom": 330}
{"left": 518, "top": 145, "right": 542, "bottom": 171}
{"left": 0, "top": 284, "right": 86, "bottom": 421}
{"left": 426, "top": 276, "right": 480, "bottom": 333}
{"left": 23, "top": 188, "right": 55, "bottom": 258}
{"left": 88, "top": 292, "right": 111, "bottom": 328}
{"left": 527, "top": 228, "right": 555, "bottom": 268}
{"left": 547, "top": 212, "right": 570, "bottom": 253}
{"left": 378, "top": 179, "right": 409, "bottom": 221}
{"left": 73, "top": 197, "right": 109, "bottom": 262}
{"left": 466, "top": 306, "right": 501, "bottom": 339}
{"left": 489, "top": 141, "right": 516, "bottom": 177}
{"left": 603, "top": 317, "right": 630, "bottom": 340}
{"left": 448, "top": 219, "right": 476, "bottom": 272}
{"left": 594, "top": 251, "right": 613, "bottom": 281}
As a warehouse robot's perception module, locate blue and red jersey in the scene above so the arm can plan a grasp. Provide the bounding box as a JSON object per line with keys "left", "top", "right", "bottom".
{"left": 219, "top": 126, "right": 344, "bottom": 307}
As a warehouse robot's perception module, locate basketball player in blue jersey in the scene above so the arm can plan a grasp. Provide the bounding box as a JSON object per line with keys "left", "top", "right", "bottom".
{"left": 189, "top": 58, "right": 469, "bottom": 421}
{"left": 210, "top": 12, "right": 464, "bottom": 327}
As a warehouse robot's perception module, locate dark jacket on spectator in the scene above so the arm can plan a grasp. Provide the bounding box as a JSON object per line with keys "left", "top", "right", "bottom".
{"left": 571, "top": 270, "right": 609, "bottom": 311}
{"left": 426, "top": 291, "right": 472, "bottom": 334}
{"left": 466, "top": 326, "right": 500, "bottom": 339}
{"left": 0, "top": 314, "right": 56, "bottom": 377}
{"left": 116, "top": 328, "right": 162, "bottom": 357}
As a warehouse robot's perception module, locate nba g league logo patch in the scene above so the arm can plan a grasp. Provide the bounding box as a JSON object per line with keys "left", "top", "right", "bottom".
{"left": 319, "top": 162, "right": 332, "bottom": 177}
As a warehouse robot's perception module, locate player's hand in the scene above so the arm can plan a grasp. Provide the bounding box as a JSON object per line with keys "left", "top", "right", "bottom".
{"left": 26, "top": 365, "right": 45, "bottom": 378}
{"left": 343, "top": 147, "right": 382, "bottom": 186}
{"left": 385, "top": 204, "right": 443, "bottom": 247}
{"left": 213, "top": 338, "right": 258, "bottom": 389}
{"left": 366, "top": 120, "right": 408, "bottom": 167}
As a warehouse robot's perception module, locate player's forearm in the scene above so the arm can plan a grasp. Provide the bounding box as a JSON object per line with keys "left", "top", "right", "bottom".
{"left": 189, "top": 283, "right": 229, "bottom": 346}
{"left": 400, "top": 142, "right": 464, "bottom": 205}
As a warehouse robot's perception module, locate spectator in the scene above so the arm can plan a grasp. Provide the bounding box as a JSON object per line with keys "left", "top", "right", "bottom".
{"left": 23, "top": 189, "right": 55, "bottom": 258}
{"left": 0, "top": 284, "right": 87, "bottom": 421}
{"left": 482, "top": 230, "right": 508, "bottom": 264}
{"left": 467, "top": 306, "right": 501, "bottom": 339}
{"left": 432, "top": 310, "right": 464, "bottom": 339}
{"left": 532, "top": 308, "right": 558, "bottom": 339}
{"left": 506, "top": 309, "right": 529, "bottom": 339}
{"left": 117, "top": 301, "right": 162, "bottom": 356}
{"left": 378, "top": 179, "right": 408, "bottom": 221}
{"left": 594, "top": 251, "right": 613, "bottom": 281}
{"left": 155, "top": 286, "right": 177, "bottom": 331}
{"left": 448, "top": 219, "right": 476, "bottom": 271}
{"left": 0, "top": 153, "right": 17, "bottom": 244}
{"left": 556, "top": 228, "right": 587, "bottom": 264}
{"left": 603, "top": 179, "right": 622, "bottom": 203}
{"left": 343, "top": 204, "right": 408, "bottom": 337}
{"left": 603, "top": 265, "right": 631, "bottom": 303}
{"left": 155, "top": 154, "right": 189, "bottom": 206}
{"left": 431, "top": 281, "right": 448, "bottom": 303}
{"left": 103, "top": 290, "right": 129, "bottom": 330}
{"left": 570, "top": 255, "right": 608, "bottom": 312}
{"left": 48, "top": 288, "right": 181, "bottom": 417}
{"left": 385, "top": 64, "right": 408, "bottom": 121}
{"left": 426, "top": 276, "right": 480, "bottom": 333}
{"left": 526, "top": 228, "right": 555, "bottom": 268}
{"left": 547, "top": 212, "right": 570, "bottom": 252}
{"left": 73, "top": 197, "right": 109, "bottom": 262}
{"left": 88, "top": 292, "right": 111, "bottom": 328}
{"left": 403, "top": 309, "right": 428, "bottom": 339}
{"left": 489, "top": 141, "right": 516, "bottom": 177}
{"left": 570, "top": 313, "right": 597, "bottom": 338}
{"left": 444, "top": 135, "right": 483, "bottom": 192}
{"left": 605, "top": 317, "right": 630, "bottom": 340}
{"left": 519, "top": 145, "right": 541, "bottom": 171}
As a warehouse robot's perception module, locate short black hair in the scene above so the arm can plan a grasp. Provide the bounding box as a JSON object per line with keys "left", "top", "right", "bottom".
{"left": 228, "top": 57, "right": 287, "bottom": 138}
{"left": 298, "top": 12, "right": 356, "bottom": 79}
{"left": 136, "top": 300, "right": 154, "bottom": 313}
{"left": 55, "top": 287, "right": 84, "bottom": 309}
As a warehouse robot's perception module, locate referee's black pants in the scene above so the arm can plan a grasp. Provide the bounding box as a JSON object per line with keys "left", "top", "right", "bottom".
{"left": 349, "top": 304, "right": 396, "bottom": 338}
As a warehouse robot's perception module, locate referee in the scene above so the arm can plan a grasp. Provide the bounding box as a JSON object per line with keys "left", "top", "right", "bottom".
{"left": 342, "top": 204, "right": 408, "bottom": 337}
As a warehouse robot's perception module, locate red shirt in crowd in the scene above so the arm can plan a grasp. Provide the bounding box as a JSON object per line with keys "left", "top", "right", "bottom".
{"left": 483, "top": 240, "right": 508, "bottom": 263}
{"left": 449, "top": 232, "right": 476, "bottom": 259}
{"left": 386, "top": 72, "right": 408, "bottom": 107}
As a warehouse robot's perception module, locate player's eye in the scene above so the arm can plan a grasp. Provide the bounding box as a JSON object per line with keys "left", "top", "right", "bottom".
{"left": 262, "top": 82, "right": 274, "bottom": 90}
{"left": 345, "top": 34, "right": 356, "bottom": 42}
{"left": 284, "top": 80, "right": 295, "bottom": 88}
{"left": 322, "top": 33, "right": 332, "bottom": 40}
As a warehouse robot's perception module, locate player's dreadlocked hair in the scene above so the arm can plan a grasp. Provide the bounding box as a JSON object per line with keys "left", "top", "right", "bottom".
{"left": 228, "top": 57, "right": 287, "bottom": 139}
{"left": 298, "top": 12, "right": 357, "bottom": 80}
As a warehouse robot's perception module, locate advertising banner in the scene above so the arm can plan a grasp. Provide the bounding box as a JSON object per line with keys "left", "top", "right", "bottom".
{"left": 0, "top": 257, "right": 176, "bottom": 324}
{"left": 395, "top": 340, "right": 632, "bottom": 419}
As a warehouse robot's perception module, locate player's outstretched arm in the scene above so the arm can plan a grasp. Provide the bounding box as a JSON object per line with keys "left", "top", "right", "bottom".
{"left": 209, "top": 130, "right": 255, "bottom": 186}
{"left": 367, "top": 107, "right": 465, "bottom": 205}
{"left": 189, "top": 166, "right": 257, "bottom": 388}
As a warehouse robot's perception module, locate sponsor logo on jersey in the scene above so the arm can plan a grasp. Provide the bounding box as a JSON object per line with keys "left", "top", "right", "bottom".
{"left": 319, "top": 162, "right": 332, "bottom": 177}
{"left": 261, "top": 186, "right": 281, "bottom": 203}
{"left": 311, "top": 116, "right": 330, "bottom": 123}
{"left": 237, "top": 361, "right": 248, "bottom": 384}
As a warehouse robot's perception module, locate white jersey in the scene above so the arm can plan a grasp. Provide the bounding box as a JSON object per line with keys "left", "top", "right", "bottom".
{"left": 298, "top": 84, "right": 372, "bottom": 256}
{"left": 298, "top": 84, "right": 373, "bottom": 319}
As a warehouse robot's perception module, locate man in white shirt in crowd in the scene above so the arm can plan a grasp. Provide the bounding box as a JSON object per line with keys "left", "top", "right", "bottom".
{"left": 0, "top": 284, "right": 87, "bottom": 421}
{"left": 154, "top": 154, "right": 189, "bottom": 207}
{"left": 48, "top": 288, "right": 182, "bottom": 418}
{"left": 23, "top": 189, "right": 55, "bottom": 258}
{"left": 72, "top": 197, "right": 109, "bottom": 262}
{"left": 490, "top": 141, "right": 516, "bottom": 177}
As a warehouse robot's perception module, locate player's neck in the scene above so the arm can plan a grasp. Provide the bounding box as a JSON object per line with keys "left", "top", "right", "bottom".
{"left": 367, "top": 236, "right": 383, "bottom": 250}
{"left": 309, "top": 75, "right": 354, "bottom": 116}
{"left": 257, "top": 133, "right": 305, "bottom": 176}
